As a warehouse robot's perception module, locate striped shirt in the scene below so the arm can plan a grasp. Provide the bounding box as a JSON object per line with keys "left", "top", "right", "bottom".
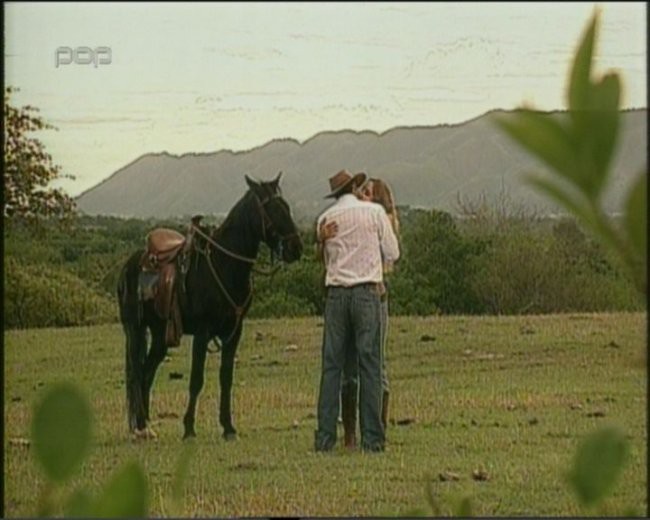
{"left": 317, "top": 194, "right": 400, "bottom": 287}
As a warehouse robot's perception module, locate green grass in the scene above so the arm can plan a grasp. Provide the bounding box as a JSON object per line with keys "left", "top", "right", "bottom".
{"left": 4, "top": 312, "right": 647, "bottom": 517}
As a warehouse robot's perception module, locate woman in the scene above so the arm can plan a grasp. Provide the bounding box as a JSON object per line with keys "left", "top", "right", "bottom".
{"left": 318, "top": 177, "right": 400, "bottom": 448}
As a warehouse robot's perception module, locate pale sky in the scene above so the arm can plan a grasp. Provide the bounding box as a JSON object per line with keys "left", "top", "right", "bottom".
{"left": 4, "top": 2, "right": 647, "bottom": 196}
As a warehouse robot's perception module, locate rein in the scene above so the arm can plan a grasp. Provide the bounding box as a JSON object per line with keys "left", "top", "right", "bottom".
{"left": 192, "top": 225, "right": 256, "bottom": 264}
{"left": 192, "top": 192, "right": 300, "bottom": 267}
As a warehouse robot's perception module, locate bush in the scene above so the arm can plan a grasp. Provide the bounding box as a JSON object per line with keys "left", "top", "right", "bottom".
{"left": 3, "top": 211, "right": 644, "bottom": 328}
{"left": 469, "top": 220, "right": 642, "bottom": 314}
{"left": 4, "top": 258, "right": 118, "bottom": 329}
{"left": 391, "top": 208, "right": 486, "bottom": 315}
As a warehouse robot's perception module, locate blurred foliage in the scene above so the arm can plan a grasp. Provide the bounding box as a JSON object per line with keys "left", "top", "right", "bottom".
{"left": 567, "top": 427, "right": 629, "bottom": 508}
{"left": 491, "top": 7, "right": 639, "bottom": 517}
{"left": 403, "top": 8, "right": 645, "bottom": 518}
{"left": 32, "top": 384, "right": 92, "bottom": 484}
{"left": 32, "top": 383, "right": 149, "bottom": 517}
{"left": 494, "top": 10, "right": 646, "bottom": 297}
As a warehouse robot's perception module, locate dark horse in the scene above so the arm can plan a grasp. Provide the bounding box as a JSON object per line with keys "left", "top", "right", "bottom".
{"left": 117, "top": 173, "right": 303, "bottom": 439}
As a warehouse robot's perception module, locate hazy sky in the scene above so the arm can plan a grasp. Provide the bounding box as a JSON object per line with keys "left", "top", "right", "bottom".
{"left": 4, "top": 2, "right": 647, "bottom": 196}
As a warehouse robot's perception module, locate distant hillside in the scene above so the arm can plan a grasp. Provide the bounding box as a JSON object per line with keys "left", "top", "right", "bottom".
{"left": 76, "top": 108, "right": 647, "bottom": 224}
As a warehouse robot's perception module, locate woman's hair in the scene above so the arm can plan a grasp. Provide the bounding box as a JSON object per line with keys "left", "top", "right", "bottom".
{"left": 370, "top": 177, "right": 400, "bottom": 236}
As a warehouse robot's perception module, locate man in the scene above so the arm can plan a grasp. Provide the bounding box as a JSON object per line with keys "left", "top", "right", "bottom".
{"left": 314, "top": 169, "right": 400, "bottom": 452}
{"left": 319, "top": 177, "right": 400, "bottom": 449}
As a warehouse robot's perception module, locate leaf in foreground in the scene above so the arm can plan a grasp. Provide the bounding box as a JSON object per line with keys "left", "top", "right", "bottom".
{"left": 65, "top": 488, "right": 94, "bottom": 518}
{"left": 567, "top": 426, "right": 628, "bottom": 507}
{"left": 623, "top": 171, "right": 648, "bottom": 289}
{"left": 92, "top": 461, "right": 148, "bottom": 518}
{"left": 31, "top": 382, "right": 92, "bottom": 482}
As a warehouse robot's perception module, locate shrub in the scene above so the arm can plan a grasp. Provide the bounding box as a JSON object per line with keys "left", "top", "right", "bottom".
{"left": 468, "top": 220, "right": 642, "bottom": 315}
{"left": 391, "top": 208, "right": 486, "bottom": 315}
{"left": 4, "top": 258, "right": 117, "bottom": 329}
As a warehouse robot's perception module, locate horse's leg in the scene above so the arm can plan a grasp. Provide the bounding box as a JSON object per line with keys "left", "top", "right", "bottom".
{"left": 142, "top": 320, "right": 168, "bottom": 426}
{"left": 124, "top": 321, "right": 147, "bottom": 432}
{"left": 219, "top": 324, "right": 243, "bottom": 440}
{"left": 182, "top": 329, "right": 209, "bottom": 439}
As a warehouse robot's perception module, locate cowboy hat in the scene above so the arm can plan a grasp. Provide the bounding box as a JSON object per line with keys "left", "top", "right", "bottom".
{"left": 325, "top": 169, "right": 367, "bottom": 199}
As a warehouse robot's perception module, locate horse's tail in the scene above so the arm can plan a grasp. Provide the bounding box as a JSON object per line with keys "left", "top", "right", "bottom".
{"left": 118, "top": 250, "right": 146, "bottom": 431}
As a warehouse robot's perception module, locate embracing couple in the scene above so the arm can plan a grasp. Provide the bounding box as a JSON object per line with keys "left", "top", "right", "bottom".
{"left": 314, "top": 169, "right": 400, "bottom": 453}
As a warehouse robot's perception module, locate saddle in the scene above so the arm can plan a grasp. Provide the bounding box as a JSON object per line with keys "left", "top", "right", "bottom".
{"left": 139, "top": 225, "right": 195, "bottom": 348}
{"left": 143, "top": 228, "right": 186, "bottom": 270}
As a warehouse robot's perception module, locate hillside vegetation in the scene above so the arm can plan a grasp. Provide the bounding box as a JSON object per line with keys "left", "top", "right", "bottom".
{"left": 3, "top": 204, "right": 643, "bottom": 330}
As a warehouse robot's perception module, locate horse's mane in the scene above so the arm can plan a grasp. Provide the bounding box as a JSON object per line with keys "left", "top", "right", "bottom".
{"left": 212, "top": 188, "right": 256, "bottom": 239}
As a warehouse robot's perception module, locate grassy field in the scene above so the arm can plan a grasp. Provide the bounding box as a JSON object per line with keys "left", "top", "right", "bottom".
{"left": 4, "top": 312, "right": 647, "bottom": 517}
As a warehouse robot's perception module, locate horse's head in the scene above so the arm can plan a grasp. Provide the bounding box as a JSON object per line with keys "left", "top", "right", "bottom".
{"left": 245, "top": 172, "right": 303, "bottom": 263}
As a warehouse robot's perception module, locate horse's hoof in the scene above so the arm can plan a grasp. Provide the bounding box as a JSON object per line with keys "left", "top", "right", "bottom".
{"left": 223, "top": 431, "right": 237, "bottom": 441}
{"left": 132, "top": 427, "right": 157, "bottom": 440}
{"left": 183, "top": 429, "right": 196, "bottom": 440}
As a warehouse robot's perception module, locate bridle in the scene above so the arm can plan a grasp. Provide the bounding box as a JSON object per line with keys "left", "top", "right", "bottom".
{"left": 190, "top": 189, "right": 300, "bottom": 346}
{"left": 254, "top": 191, "right": 301, "bottom": 249}
{"left": 193, "top": 191, "right": 299, "bottom": 264}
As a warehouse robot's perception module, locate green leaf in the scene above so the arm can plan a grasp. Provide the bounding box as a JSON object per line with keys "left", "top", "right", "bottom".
{"left": 624, "top": 172, "right": 647, "bottom": 266}
{"left": 575, "top": 75, "right": 621, "bottom": 198}
{"left": 526, "top": 176, "right": 621, "bottom": 260}
{"left": 568, "top": 10, "right": 598, "bottom": 112}
{"left": 568, "top": 426, "right": 629, "bottom": 507}
{"left": 92, "top": 461, "right": 148, "bottom": 518}
{"left": 455, "top": 496, "right": 473, "bottom": 517}
{"left": 64, "top": 488, "right": 94, "bottom": 518}
{"left": 31, "top": 383, "right": 92, "bottom": 482}
{"left": 525, "top": 176, "right": 593, "bottom": 226}
{"left": 590, "top": 74, "right": 621, "bottom": 114}
{"left": 566, "top": 10, "right": 621, "bottom": 200}
{"left": 495, "top": 111, "right": 579, "bottom": 184}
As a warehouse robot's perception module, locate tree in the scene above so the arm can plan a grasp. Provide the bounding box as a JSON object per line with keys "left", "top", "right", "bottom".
{"left": 3, "top": 86, "right": 76, "bottom": 224}
{"left": 391, "top": 208, "right": 486, "bottom": 315}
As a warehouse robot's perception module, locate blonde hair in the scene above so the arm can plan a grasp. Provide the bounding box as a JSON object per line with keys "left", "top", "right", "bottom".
{"left": 370, "top": 178, "right": 400, "bottom": 236}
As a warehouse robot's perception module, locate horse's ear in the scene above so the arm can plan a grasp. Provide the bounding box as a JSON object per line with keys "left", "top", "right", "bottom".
{"left": 245, "top": 174, "right": 259, "bottom": 190}
{"left": 269, "top": 172, "right": 282, "bottom": 192}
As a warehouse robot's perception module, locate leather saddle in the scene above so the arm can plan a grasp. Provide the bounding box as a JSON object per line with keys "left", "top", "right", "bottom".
{"left": 138, "top": 227, "right": 191, "bottom": 348}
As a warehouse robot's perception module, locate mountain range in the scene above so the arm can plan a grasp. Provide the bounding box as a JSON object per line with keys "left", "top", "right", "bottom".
{"left": 76, "top": 108, "right": 647, "bottom": 224}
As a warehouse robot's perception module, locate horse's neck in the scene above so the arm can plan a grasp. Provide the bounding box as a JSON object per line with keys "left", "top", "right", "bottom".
{"left": 215, "top": 227, "right": 259, "bottom": 272}
{"left": 212, "top": 195, "right": 262, "bottom": 272}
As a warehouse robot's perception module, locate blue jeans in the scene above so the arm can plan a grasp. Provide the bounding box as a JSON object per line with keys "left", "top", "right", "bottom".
{"left": 380, "top": 294, "right": 389, "bottom": 391}
{"left": 343, "top": 291, "right": 389, "bottom": 392}
{"left": 315, "top": 285, "right": 384, "bottom": 451}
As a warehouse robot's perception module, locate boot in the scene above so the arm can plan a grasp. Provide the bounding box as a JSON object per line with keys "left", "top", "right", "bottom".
{"left": 341, "top": 384, "right": 357, "bottom": 449}
{"left": 381, "top": 390, "right": 390, "bottom": 432}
